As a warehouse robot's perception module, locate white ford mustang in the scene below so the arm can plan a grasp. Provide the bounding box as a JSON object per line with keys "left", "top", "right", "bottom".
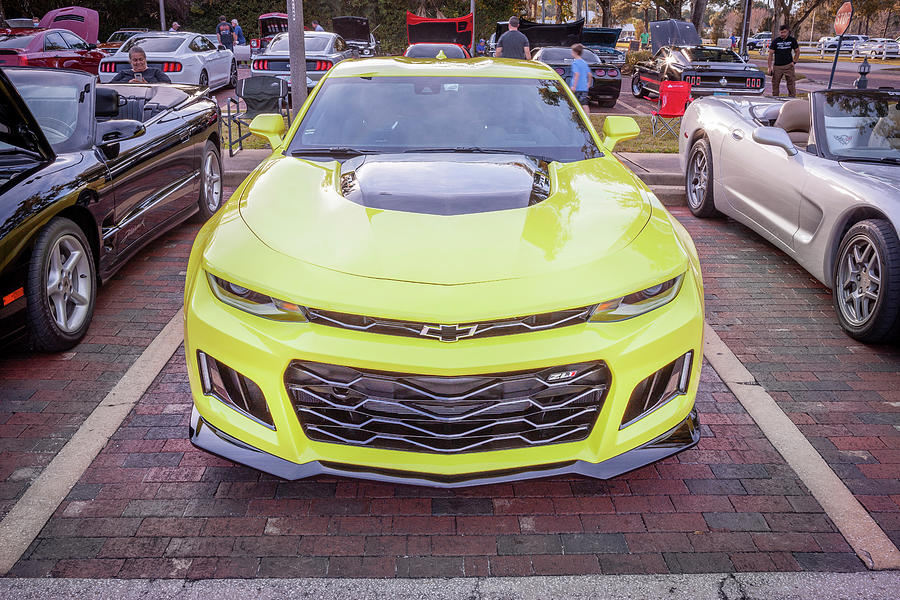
{"left": 98, "top": 32, "right": 237, "bottom": 90}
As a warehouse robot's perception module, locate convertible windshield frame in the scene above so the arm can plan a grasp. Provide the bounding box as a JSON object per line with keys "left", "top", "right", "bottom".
{"left": 287, "top": 75, "right": 603, "bottom": 164}
{"left": 811, "top": 89, "right": 900, "bottom": 163}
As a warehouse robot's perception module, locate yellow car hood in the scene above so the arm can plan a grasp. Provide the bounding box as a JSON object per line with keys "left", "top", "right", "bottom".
{"left": 238, "top": 154, "right": 652, "bottom": 285}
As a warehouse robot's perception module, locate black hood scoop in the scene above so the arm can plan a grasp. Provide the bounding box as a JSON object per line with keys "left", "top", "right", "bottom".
{"left": 339, "top": 153, "right": 551, "bottom": 216}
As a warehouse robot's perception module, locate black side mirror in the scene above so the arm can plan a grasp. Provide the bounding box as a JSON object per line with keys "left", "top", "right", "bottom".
{"left": 88, "top": 43, "right": 97, "bottom": 50}
{"left": 96, "top": 119, "right": 145, "bottom": 147}
{"left": 218, "top": 44, "right": 226, "bottom": 51}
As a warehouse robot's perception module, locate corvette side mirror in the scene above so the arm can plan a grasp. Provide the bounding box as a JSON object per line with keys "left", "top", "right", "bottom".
{"left": 249, "top": 113, "right": 286, "bottom": 149}
{"left": 601, "top": 116, "right": 640, "bottom": 152}
{"left": 752, "top": 126, "right": 798, "bottom": 156}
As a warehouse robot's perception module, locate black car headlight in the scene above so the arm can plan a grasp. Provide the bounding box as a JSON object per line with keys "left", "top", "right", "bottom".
{"left": 208, "top": 273, "right": 308, "bottom": 322}
{"left": 588, "top": 275, "right": 684, "bottom": 322}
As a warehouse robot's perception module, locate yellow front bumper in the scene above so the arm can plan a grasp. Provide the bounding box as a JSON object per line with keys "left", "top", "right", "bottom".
{"left": 184, "top": 267, "right": 704, "bottom": 485}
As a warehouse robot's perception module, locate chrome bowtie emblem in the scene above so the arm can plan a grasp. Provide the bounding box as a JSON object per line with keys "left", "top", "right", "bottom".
{"left": 420, "top": 323, "right": 478, "bottom": 342}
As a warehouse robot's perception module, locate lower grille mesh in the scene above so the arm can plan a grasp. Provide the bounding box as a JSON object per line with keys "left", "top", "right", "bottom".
{"left": 284, "top": 361, "right": 609, "bottom": 453}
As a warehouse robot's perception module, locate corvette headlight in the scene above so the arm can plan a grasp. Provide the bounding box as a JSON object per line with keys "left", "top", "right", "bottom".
{"left": 588, "top": 274, "right": 684, "bottom": 322}
{"left": 208, "top": 273, "right": 308, "bottom": 322}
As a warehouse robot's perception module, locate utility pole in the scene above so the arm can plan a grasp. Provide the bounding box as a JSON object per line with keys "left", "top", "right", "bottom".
{"left": 739, "top": 0, "right": 752, "bottom": 60}
{"left": 470, "top": 0, "right": 475, "bottom": 55}
{"left": 541, "top": 0, "right": 546, "bottom": 22}
{"left": 287, "top": 0, "right": 308, "bottom": 118}
{"left": 159, "top": 0, "right": 165, "bottom": 31}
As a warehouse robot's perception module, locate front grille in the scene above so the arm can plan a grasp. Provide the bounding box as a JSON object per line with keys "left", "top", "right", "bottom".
{"left": 304, "top": 305, "right": 596, "bottom": 342}
{"left": 285, "top": 360, "right": 609, "bottom": 453}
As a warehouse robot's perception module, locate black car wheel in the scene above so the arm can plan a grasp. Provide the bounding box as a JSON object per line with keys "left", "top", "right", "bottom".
{"left": 685, "top": 137, "right": 720, "bottom": 218}
{"left": 197, "top": 140, "right": 223, "bottom": 220}
{"left": 25, "top": 217, "right": 96, "bottom": 352}
{"left": 832, "top": 219, "right": 900, "bottom": 343}
{"left": 599, "top": 98, "right": 617, "bottom": 108}
{"left": 227, "top": 61, "right": 237, "bottom": 88}
{"left": 631, "top": 75, "right": 647, "bottom": 98}
{"left": 199, "top": 69, "right": 209, "bottom": 88}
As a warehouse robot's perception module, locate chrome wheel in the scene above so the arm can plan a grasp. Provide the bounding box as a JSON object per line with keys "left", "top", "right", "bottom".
{"left": 687, "top": 149, "right": 708, "bottom": 209}
{"left": 837, "top": 234, "right": 882, "bottom": 326}
{"left": 203, "top": 149, "right": 222, "bottom": 211}
{"left": 631, "top": 76, "right": 643, "bottom": 97}
{"left": 45, "top": 234, "right": 92, "bottom": 333}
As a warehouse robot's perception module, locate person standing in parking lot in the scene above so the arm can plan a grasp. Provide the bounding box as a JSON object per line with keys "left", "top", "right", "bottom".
{"left": 216, "top": 15, "right": 235, "bottom": 51}
{"left": 495, "top": 16, "right": 530, "bottom": 60}
{"left": 769, "top": 24, "right": 800, "bottom": 97}
{"left": 312, "top": 20, "right": 325, "bottom": 32}
{"left": 570, "top": 43, "right": 592, "bottom": 114}
{"left": 231, "top": 19, "right": 246, "bottom": 45}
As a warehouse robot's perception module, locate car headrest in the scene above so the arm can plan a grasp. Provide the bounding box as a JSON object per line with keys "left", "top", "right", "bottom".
{"left": 774, "top": 99, "right": 810, "bottom": 134}
{"left": 95, "top": 87, "right": 120, "bottom": 118}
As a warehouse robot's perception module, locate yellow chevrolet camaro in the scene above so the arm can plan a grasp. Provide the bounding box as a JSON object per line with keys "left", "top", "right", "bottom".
{"left": 184, "top": 57, "right": 704, "bottom": 487}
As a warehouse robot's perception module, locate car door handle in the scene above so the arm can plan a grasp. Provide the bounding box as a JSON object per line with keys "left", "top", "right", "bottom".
{"left": 731, "top": 129, "right": 744, "bottom": 140}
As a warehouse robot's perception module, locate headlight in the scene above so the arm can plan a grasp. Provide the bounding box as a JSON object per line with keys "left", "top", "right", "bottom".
{"left": 588, "top": 275, "right": 684, "bottom": 322}
{"left": 208, "top": 273, "right": 307, "bottom": 322}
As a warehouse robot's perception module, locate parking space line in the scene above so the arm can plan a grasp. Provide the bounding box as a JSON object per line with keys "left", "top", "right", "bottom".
{"left": 0, "top": 309, "right": 185, "bottom": 576}
{"left": 704, "top": 323, "right": 900, "bottom": 571}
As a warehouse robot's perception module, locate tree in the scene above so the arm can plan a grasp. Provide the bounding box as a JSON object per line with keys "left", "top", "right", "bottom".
{"left": 690, "top": 0, "right": 708, "bottom": 31}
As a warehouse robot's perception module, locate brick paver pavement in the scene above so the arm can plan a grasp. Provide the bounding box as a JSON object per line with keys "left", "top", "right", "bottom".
{"left": 1, "top": 193, "right": 897, "bottom": 578}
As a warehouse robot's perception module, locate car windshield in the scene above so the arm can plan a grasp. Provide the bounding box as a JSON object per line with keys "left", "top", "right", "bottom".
{"left": 268, "top": 34, "right": 329, "bottom": 53}
{"left": 0, "top": 35, "right": 35, "bottom": 48}
{"left": 107, "top": 31, "right": 138, "bottom": 43}
{"left": 815, "top": 90, "right": 900, "bottom": 161}
{"left": 682, "top": 47, "right": 743, "bottom": 62}
{"left": 289, "top": 76, "right": 601, "bottom": 163}
{"left": 5, "top": 68, "right": 91, "bottom": 153}
{"left": 537, "top": 48, "right": 601, "bottom": 63}
{"left": 405, "top": 44, "right": 466, "bottom": 58}
{"left": 121, "top": 36, "right": 183, "bottom": 54}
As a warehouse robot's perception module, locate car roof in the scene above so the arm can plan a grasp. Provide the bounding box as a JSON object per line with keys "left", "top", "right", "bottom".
{"left": 329, "top": 57, "right": 554, "bottom": 78}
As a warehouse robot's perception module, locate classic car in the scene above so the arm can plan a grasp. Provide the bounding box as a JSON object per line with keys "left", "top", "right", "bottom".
{"left": 250, "top": 12, "right": 288, "bottom": 55}
{"left": 632, "top": 20, "right": 765, "bottom": 98}
{"left": 493, "top": 17, "right": 584, "bottom": 55}
{"left": 39, "top": 6, "right": 98, "bottom": 45}
{"left": 97, "top": 28, "right": 148, "bottom": 55}
{"left": 582, "top": 26, "right": 626, "bottom": 65}
{"left": 250, "top": 31, "right": 357, "bottom": 91}
{"left": 0, "top": 66, "right": 223, "bottom": 350}
{"left": 0, "top": 28, "right": 103, "bottom": 73}
{"left": 406, "top": 11, "right": 473, "bottom": 55}
{"left": 680, "top": 89, "right": 900, "bottom": 342}
{"left": 404, "top": 43, "right": 471, "bottom": 59}
{"left": 183, "top": 57, "right": 704, "bottom": 487}
{"left": 99, "top": 32, "right": 237, "bottom": 90}
{"left": 333, "top": 16, "right": 379, "bottom": 57}
{"left": 532, "top": 45, "right": 621, "bottom": 108}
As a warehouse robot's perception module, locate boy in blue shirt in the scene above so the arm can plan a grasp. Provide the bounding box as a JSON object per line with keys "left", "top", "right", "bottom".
{"left": 570, "top": 43, "right": 592, "bottom": 114}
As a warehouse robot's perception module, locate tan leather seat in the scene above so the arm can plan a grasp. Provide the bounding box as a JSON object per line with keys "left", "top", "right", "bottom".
{"left": 774, "top": 99, "right": 811, "bottom": 146}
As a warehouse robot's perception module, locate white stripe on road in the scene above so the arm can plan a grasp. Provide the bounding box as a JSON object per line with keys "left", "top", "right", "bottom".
{"left": 704, "top": 324, "right": 900, "bottom": 571}
{"left": 0, "top": 309, "right": 185, "bottom": 576}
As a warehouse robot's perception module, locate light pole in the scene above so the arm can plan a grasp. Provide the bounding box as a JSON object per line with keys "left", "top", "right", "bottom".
{"left": 287, "top": 0, "right": 308, "bottom": 118}
{"left": 471, "top": 0, "right": 475, "bottom": 56}
{"left": 159, "top": 0, "right": 165, "bottom": 31}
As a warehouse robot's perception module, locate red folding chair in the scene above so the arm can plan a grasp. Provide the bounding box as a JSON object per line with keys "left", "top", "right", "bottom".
{"left": 651, "top": 81, "right": 692, "bottom": 138}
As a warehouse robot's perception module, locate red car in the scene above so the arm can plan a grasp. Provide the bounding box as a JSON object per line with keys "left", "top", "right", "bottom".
{"left": 0, "top": 27, "right": 103, "bottom": 73}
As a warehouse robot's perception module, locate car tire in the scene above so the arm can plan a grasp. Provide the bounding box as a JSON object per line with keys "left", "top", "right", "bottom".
{"left": 631, "top": 75, "right": 647, "bottom": 98}
{"left": 832, "top": 219, "right": 900, "bottom": 344}
{"left": 199, "top": 69, "right": 209, "bottom": 88}
{"left": 600, "top": 98, "right": 617, "bottom": 108}
{"left": 197, "top": 140, "right": 223, "bottom": 220}
{"left": 227, "top": 61, "right": 237, "bottom": 88}
{"left": 25, "top": 217, "right": 96, "bottom": 352}
{"left": 685, "top": 137, "right": 720, "bottom": 218}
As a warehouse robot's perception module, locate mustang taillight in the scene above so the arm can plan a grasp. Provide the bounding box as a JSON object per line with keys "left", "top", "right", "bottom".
{"left": 252, "top": 59, "right": 269, "bottom": 70}
{"left": 100, "top": 62, "right": 116, "bottom": 73}
{"left": 594, "top": 68, "right": 606, "bottom": 77}
{"left": 686, "top": 75, "right": 701, "bottom": 85}
{"left": 161, "top": 62, "right": 182, "bottom": 72}
{"left": 313, "top": 60, "right": 332, "bottom": 71}
{"left": 745, "top": 78, "right": 762, "bottom": 88}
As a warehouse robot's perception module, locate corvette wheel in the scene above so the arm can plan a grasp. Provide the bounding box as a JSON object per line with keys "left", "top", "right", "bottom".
{"left": 685, "top": 137, "right": 719, "bottom": 218}
{"left": 631, "top": 75, "right": 646, "bottom": 98}
{"left": 197, "top": 140, "right": 223, "bottom": 220}
{"left": 227, "top": 61, "right": 237, "bottom": 88}
{"left": 199, "top": 69, "right": 209, "bottom": 88}
{"left": 26, "top": 218, "right": 96, "bottom": 351}
{"left": 833, "top": 220, "right": 900, "bottom": 343}
{"left": 600, "top": 98, "right": 617, "bottom": 108}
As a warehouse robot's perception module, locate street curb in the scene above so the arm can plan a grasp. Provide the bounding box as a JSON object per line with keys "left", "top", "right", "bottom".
{"left": 1, "top": 572, "right": 898, "bottom": 599}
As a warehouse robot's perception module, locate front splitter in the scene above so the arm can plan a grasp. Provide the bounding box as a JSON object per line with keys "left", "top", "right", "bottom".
{"left": 189, "top": 406, "right": 700, "bottom": 488}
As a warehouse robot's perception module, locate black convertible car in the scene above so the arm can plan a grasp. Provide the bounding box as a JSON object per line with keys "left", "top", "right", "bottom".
{"left": 0, "top": 67, "right": 222, "bottom": 351}
{"left": 631, "top": 20, "right": 765, "bottom": 98}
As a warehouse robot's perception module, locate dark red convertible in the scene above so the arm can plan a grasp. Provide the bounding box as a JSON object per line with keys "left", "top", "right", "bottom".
{"left": 0, "top": 27, "right": 103, "bottom": 74}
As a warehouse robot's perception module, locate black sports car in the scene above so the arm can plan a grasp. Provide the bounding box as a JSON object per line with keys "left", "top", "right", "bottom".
{"left": 631, "top": 20, "right": 765, "bottom": 98}
{"left": 0, "top": 67, "right": 222, "bottom": 351}
{"left": 582, "top": 27, "right": 626, "bottom": 66}
{"left": 532, "top": 47, "right": 621, "bottom": 107}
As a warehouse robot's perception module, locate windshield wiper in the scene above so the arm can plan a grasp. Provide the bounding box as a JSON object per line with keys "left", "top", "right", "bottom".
{"left": 838, "top": 156, "right": 900, "bottom": 165}
{"left": 404, "top": 147, "right": 557, "bottom": 163}
{"left": 290, "top": 147, "right": 379, "bottom": 157}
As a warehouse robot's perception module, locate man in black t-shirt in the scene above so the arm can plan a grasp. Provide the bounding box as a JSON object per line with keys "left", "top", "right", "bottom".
{"left": 216, "top": 15, "right": 235, "bottom": 51}
{"left": 495, "top": 16, "right": 530, "bottom": 60}
{"left": 768, "top": 25, "right": 800, "bottom": 97}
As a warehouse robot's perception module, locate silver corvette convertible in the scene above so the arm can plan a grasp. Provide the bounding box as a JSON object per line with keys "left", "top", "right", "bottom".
{"left": 680, "top": 88, "right": 900, "bottom": 343}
